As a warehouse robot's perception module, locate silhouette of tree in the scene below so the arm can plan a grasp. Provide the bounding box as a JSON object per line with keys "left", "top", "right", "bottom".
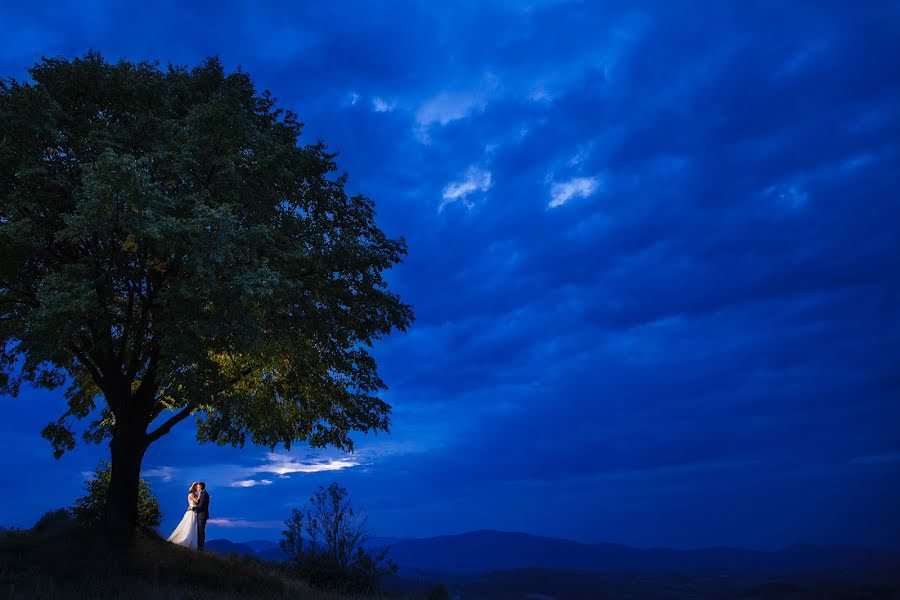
{"left": 281, "top": 482, "right": 397, "bottom": 593}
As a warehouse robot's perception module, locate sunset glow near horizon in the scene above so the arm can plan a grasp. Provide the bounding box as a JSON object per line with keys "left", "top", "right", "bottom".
{"left": 1, "top": 1, "right": 898, "bottom": 550}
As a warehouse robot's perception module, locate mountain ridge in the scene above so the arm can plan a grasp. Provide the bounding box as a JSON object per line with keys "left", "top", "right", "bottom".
{"left": 205, "top": 528, "right": 900, "bottom": 578}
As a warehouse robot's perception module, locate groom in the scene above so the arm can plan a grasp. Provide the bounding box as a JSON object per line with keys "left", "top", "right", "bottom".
{"left": 191, "top": 482, "right": 210, "bottom": 551}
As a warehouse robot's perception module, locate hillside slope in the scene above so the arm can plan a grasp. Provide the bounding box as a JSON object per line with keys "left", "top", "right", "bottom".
{"left": 0, "top": 522, "right": 355, "bottom": 599}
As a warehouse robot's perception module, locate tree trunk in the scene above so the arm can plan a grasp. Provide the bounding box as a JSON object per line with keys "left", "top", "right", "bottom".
{"left": 104, "top": 416, "right": 148, "bottom": 540}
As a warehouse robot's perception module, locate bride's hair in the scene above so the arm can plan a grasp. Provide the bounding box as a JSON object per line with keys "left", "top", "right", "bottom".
{"left": 189, "top": 482, "right": 199, "bottom": 493}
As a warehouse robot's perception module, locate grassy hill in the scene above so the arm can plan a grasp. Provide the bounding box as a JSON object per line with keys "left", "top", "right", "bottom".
{"left": 0, "top": 519, "right": 407, "bottom": 599}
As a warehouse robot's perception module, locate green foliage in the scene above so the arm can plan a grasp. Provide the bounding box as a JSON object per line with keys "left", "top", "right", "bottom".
{"left": 0, "top": 50, "right": 414, "bottom": 464}
{"left": 71, "top": 461, "right": 161, "bottom": 529}
{"left": 280, "top": 482, "right": 398, "bottom": 594}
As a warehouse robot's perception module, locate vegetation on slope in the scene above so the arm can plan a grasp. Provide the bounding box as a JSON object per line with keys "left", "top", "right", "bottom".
{"left": 0, "top": 518, "right": 356, "bottom": 599}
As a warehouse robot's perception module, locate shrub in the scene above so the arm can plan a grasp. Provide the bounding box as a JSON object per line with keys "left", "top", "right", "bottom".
{"left": 71, "top": 460, "right": 162, "bottom": 529}
{"left": 280, "top": 482, "right": 397, "bottom": 594}
{"left": 32, "top": 508, "right": 74, "bottom": 533}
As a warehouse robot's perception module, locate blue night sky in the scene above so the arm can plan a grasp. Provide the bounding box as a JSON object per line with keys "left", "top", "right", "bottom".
{"left": 1, "top": 1, "right": 899, "bottom": 551}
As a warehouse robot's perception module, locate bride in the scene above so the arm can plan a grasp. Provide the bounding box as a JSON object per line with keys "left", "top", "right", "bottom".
{"left": 167, "top": 482, "right": 200, "bottom": 549}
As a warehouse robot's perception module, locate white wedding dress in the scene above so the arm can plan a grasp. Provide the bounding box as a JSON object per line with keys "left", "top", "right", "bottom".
{"left": 167, "top": 496, "right": 199, "bottom": 549}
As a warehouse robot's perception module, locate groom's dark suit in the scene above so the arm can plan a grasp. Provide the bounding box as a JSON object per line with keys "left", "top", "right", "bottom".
{"left": 192, "top": 489, "right": 210, "bottom": 551}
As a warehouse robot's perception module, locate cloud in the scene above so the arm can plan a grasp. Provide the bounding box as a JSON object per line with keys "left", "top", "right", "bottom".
{"left": 414, "top": 74, "right": 500, "bottom": 142}
{"left": 2, "top": 0, "right": 900, "bottom": 551}
{"left": 230, "top": 479, "right": 274, "bottom": 488}
{"left": 567, "top": 144, "right": 593, "bottom": 167}
{"left": 207, "top": 518, "right": 283, "bottom": 529}
{"left": 248, "top": 453, "right": 360, "bottom": 477}
{"left": 763, "top": 184, "right": 810, "bottom": 209}
{"left": 417, "top": 91, "right": 487, "bottom": 128}
{"left": 142, "top": 452, "right": 364, "bottom": 491}
{"left": 440, "top": 167, "right": 492, "bottom": 212}
{"left": 528, "top": 86, "right": 555, "bottom": 103}
{"left": 547, "top": 176, "right": 600, "bottom": 208}
{"left": 141, "top": 466, "right": 177, "bottom": 482}
{"left": 371, "top": 97, "right": 396, "bottom": 112}
{"left": 207, "top": 453, "right": 361, "bottom": 488}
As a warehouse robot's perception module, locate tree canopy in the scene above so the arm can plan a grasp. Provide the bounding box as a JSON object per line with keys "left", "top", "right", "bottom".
{"left": 0, "top": 51, "right": 413, "bottom": 533}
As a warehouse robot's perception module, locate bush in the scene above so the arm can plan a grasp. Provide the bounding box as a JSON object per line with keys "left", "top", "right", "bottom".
{"left": 32, "top": 508, "right": 74, "bottom": 533}
{"left": 280, "top": 482, "right": 397, "bottom": 594}
{"left": 71, "top": 460, "right": 162, "bottom": 529}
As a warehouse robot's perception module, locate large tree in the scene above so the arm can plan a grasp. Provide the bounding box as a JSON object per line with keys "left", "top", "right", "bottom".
{"left": 0, "top": 52, "right": 414, "bottom": 537}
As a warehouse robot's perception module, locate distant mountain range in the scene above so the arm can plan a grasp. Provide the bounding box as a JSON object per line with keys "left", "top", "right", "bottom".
{"left": 205, "top": 536, "right": 401, "bottom": 563}
{"left": 205, "top": 538, "right": 286, "bottom": 562}
{"left": 206, "top": 529, "right": 900, "bottom": 579}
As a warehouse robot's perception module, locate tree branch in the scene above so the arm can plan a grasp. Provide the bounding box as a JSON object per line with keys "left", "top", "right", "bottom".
{"left": 67, "top": 343, "right": 105, "bottom": 390}
{"left": 125, "top": 271, "right": 163, "bottom": 380}
{"left": 133, "top": 342, "right": 160, "bottom": 407}
{"left": 145, "top": 405, "right": 194, "bottom": 445}
{"left": 116, "top": 275, "right": 138, "bottom": 363}
{"left": 144, "top": 365, "right": 256, "bottom": 445}
{"left": 0, "top": 281, "right": 40, "bottom": 307}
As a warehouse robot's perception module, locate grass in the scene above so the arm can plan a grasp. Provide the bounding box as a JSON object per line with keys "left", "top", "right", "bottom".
{"left": 0, "top": 520, "right": 413, "bottom": 599}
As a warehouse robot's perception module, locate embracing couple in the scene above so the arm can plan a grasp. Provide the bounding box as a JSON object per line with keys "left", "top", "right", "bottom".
{"left": 166, "top": 482, "right": 210, "bottom": 551}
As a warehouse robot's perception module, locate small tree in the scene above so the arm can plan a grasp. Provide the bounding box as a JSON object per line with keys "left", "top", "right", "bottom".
{"left": 72, "top": 460, "right": 161, "bottom": 529}
{"left": 280, "top": 482, "right": 397, "bottom": 593}
{"left": 32, "top": 508, "right": 75, "bottom": 533}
